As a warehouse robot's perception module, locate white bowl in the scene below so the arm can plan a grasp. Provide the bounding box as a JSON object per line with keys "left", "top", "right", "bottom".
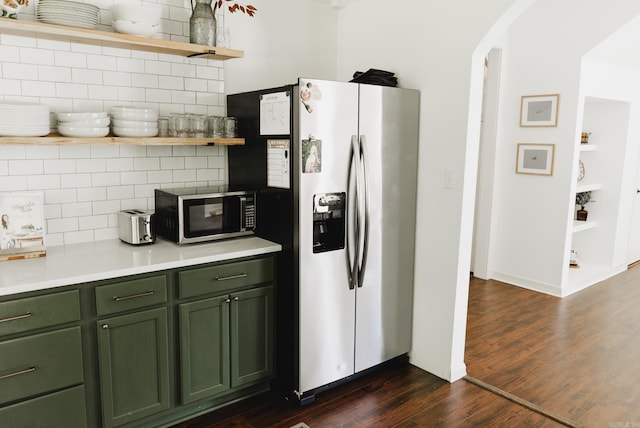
{"left": 57, "top": 112, "right": 107, "bottom": 122}
{"left": 111, "top": 107, "right": 159, "bottom": 121}
{"left": 111, "top": 3, "right": 161, "bottom": 25}
{"left": 57, "top": 125, "right": 110, "bottom": 137}
{"left": 113, "top": 126, "right": 158, "bottom": 137}
{"left": 59, "top": 117, "right": 110, "bottom": 128}
{"left": 112, "top": 20, "right": 159, "bottom": 37}
{"left": 112, "top": 119, "right": 157, "bottom": 128}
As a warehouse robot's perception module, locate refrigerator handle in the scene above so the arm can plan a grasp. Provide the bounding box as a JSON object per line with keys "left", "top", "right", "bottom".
{"left": 357, "top": 135, "right": 370, "bottom": 288}
{"left": 346, "top": 135, "right": 360, "bottom": 290}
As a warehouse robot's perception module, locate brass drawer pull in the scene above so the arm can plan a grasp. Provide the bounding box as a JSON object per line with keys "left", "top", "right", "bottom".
{"left": 215, "top": 273, "right": 248, "bottom": 281}
{"left": 0, "top": 365, "right": 36, "bottom": 380}
{"left": 112, "top": 290, "right": 155, "bottom": 302}
{"left": 0, "top": 312, "right": 32, "bottom": 324}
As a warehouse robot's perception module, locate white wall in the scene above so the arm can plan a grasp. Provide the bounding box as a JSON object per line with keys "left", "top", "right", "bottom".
{"left": 334, "top": 0, "right": 531, "bottom": 381}
{"left": 223, "top": 0, "right": 339, "bottom": 94}
{"left": 489, "top": 0, "right": 640, "bottom": 296}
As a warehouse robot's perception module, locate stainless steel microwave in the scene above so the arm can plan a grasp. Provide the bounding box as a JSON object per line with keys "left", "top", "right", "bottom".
{"left": 154, "top": 186, "right": 256, "bottom": 244}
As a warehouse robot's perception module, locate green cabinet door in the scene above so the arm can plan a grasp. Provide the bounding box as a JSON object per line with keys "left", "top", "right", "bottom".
{"left": 230, "top": 286, "right": 274, "bottom": 388}
{"left": 97, "top": 307, "right": 170, "bottom": 427}
{"left": 178, "top": 295, "right": 230, "bottom": 404}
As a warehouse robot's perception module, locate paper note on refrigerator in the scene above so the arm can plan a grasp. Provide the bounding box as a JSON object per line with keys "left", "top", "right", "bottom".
{"left": 267, "top": 139, "right": 290, "bottom": 189}
{"left": 260, "top": 91, "right": 290, "bottom": 135}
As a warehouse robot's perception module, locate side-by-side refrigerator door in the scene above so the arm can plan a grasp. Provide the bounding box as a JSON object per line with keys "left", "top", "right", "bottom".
{"left": 354, "top": 84, "right": 420, "bottom": 373}
{"left": 296, "top": 78, "right": 359, "bottom": 394}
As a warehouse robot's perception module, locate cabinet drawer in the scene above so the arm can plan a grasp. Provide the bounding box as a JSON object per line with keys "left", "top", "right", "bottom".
{"left": 0, "top": 326, "right": 84, "bottom": 405}
{"left": 0, "top": 385, "right": 87, "bottom": 428}
{"left": 179, "top": 257, "right": 274, "bottom": 299}
{"left": 95, "top": 274, "right": 167, "bottom": 316}
{"left": 0, "top": 290, "right": 80, "bottom": 337}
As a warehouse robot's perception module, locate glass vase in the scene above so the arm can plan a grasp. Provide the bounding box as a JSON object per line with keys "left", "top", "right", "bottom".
{"left": 190, "top": 0, "right": 217, "bottom": 47}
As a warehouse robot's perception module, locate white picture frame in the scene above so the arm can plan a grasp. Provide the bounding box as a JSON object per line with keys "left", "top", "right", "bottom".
{"left": 520, "top": 94, "right": 559, "bottom": 127}
{"left": 516, "top": 143, "right": 555, "bottom": 176}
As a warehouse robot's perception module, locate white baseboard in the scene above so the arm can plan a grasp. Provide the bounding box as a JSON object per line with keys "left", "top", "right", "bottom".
{"left": 491, "top": 272, "right": 563, "bottom": 297}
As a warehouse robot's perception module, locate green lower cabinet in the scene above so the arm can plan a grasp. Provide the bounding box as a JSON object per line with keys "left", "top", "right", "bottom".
{"left": 0, "top": 385, "right": 87, "bottom": 428}
{"left": 178, "top": 285, "right": 274, "bottom": 404}
{"left": 231, "top": 286, "right": 274, "bottom": 388}
{"left": 97, "top": 307, "right": 170, "bottom": 427}
{"left": 179, "top": 295, "right": 230, "bottom": 403}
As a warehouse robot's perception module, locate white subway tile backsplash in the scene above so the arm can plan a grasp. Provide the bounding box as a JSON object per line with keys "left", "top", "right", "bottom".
{"left": 147, "top": 146, "right": 173, "bottom": 157}
{"left": 147, "top": 170, "right": 173, "bottom": 183}
{"left": 77, "top": 159, "right": 107, "bottom": 173}
{"left": 62, "top": 174, "right": 92, "bottom": 189}
{"left": 87, "top": 54, "right": 118, "bottom": 71}
{"left": 72, "top": 69, "right": 104, "bottom": 85}
{"left": 45, "top": 189, "right": 77, "bottom": 204}
{"left": 27, "top": 175, "right": 61, "bottom": 190}
{"left": 2, "top": 0, "right": 228, "bottom": 247}
{"left": 172, "top": 169, "right": 196, "bottom": 182}
{"left": 92, "top": 200, "right": 122, "bottom": 215}
{"left": 62, "top": 202, "right": 93, "bottom": 218}
{"left": 0, "top": 176, "right": 28, "bottom": 191}
{"left": 44, "top": 159, "right": 75, "bottom": 174}
{"left": 3, "top": 63, "right": 39, "bottom": 80}
{"left": 10, "top": 160, "right": 43, "bottom": 175}
{"left": 107, "top": 185, "right": 135, "bottom": 200}
{"left": 78, "top": 187, "right": 107, "bottom": 202}
{"left": 92, "top": 172, "right": 121, "bottom": 187}
{"left": 55, "top": 51, "right": 88, "bottom": 68}
{"left": 103, "top": 71, "right": 132, "bottom": 86}
{"left": 121, "top": 171, "right": 147, "bottom": 185}
{"left": 26, "top": 145, "right": 58, "bottom": 160}
{"left": 20, "top": 47, "right": 55, "bottom": 65}
{"left": 132, "top": 73, "right": 159, "bottom": 88}
{"left": 22, "top": 81, "right": 57, "bottom": 97}
{"left": 134, "top": 157, "right": 160, "bottom": 171}
{"left": 79, "top": 214, "right": 108, "bottom": 230}
{"left": 48, "top": 217, "right": 79, "bottom": 233}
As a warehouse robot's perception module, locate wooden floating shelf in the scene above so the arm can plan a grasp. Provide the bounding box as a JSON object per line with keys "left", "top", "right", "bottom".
{"left": 0, "top": 134, "right": 245, "bottom": 146}
{"left": 0, "top": 18, "right": 244, "bottom": 60}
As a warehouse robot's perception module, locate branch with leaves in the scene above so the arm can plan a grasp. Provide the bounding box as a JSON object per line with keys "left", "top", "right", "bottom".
{"left": 213, "top": 0, "right": 257, "bottom": 16}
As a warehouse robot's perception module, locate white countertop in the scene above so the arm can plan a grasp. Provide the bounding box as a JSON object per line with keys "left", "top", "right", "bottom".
{"left": 0, "top": 237, "right": 282, "bottom": 297}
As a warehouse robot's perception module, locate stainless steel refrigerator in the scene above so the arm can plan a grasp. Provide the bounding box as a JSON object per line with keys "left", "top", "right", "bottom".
{"left": 228, "top": 78, "right": 420, "bottom": 404}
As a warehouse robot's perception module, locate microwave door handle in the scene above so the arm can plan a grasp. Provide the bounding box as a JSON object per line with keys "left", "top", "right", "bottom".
{"left": 239, "top": 196, "right": 246, "bottom": 231}
{"left": 346, "top": 135, "right": 360, "bottom": 290}
{"left": 357, "top": 135, "right": 370, "bottom": 288}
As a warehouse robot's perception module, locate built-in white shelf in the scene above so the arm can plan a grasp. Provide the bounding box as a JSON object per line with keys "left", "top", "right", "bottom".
{"left": 573, "top": 220, "right": 597, "bottom": 233}
{"left": 576, "top": 183, "right": 603, "bottom": 193}
{"left": 579, "top": 144, "right": 599, "bottom": 152}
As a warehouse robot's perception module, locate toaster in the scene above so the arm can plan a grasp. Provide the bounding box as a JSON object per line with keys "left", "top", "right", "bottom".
{"left": 118, "top": 209, "right": 156, "bottom": 245}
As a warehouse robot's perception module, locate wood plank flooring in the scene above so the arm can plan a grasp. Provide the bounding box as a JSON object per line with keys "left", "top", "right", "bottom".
{"left": 175, "top": 266, "right": 640, "bottom": 427}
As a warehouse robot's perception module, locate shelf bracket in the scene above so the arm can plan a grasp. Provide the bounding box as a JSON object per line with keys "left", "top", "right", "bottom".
{"left": 188, "top": 50, "right": 217, "bottom": 58}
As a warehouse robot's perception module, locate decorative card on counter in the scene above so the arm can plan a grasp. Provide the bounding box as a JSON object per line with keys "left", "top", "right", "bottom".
{"left": 0, "top": 191, "right": 46, "bottom": 261}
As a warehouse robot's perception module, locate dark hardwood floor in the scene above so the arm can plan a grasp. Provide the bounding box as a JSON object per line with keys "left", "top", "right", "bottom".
{"left": 175, "top": 266, "right": 640, "bottom": 427}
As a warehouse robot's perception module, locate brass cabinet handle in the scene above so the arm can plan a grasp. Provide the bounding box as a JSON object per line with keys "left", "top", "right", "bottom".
{"left": 0, "top": 312, "right": 31, "bottom": 324}
{"left": 225, "top": 298, "right": 231, "bottom": 303}
{"left": 215, "top": 273, "right": 248, "bottom": 281}
{"left": 112, "top": 290, "right": 154, "bottom": 302}
{"left": 0, "top": 366, "right": 36, "bottom": 380}
{"left": 102, "top": 324, "right": 109, "bottom": 330}
{"left": 233, "top": 296, "right": 239, "bottom": 301}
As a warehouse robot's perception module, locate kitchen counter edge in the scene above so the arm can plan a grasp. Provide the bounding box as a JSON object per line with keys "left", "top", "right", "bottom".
{"left": 0, "top": 236, "right": 282, "bottom": 297}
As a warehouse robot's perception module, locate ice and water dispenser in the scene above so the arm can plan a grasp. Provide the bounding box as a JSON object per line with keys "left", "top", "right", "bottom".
{"left": 312, "top": 192, "right": 346, "bottom": 253}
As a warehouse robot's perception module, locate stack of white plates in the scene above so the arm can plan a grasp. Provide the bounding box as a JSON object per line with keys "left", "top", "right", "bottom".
{"left": 111, "top": 107, "right": 158, "bottom": 137}
{"left": 37, "top": 0, "right": 100, "bottom": 30}
{"left": 0, "top": 102, "right": 50, "bottom": 137}
{"left": 57, "top": 112, "right": 110, "bottom": 137}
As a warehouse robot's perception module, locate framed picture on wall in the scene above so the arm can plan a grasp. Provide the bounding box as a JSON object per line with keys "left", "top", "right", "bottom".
{"left": 516, "top": 143, "right": 555, "bottom": 176}
{"left": 520, "top": 94, "right": 559, "bottom": 127}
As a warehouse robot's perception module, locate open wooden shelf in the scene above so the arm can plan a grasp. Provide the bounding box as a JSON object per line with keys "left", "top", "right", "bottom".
{"left": 0, "top": 134, "right": 244, "bottom": 146}
{"left": 0, "top": 18, "right": 244, "bottom": 60}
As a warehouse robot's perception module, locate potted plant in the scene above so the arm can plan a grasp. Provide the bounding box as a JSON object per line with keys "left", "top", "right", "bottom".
{"left": 575, "top": 191, "right": 591, "bottom": 221}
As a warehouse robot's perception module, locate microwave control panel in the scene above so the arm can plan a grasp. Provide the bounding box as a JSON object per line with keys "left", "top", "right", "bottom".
{"left": 242, "top": 197, "right": 256, "bottom": 231}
